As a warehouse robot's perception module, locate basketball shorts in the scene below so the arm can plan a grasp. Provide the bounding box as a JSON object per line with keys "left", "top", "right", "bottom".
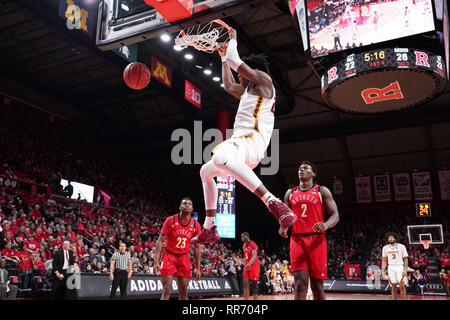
{"left": 290, "top": 233, "right": 327, "bottom": 279}
{"left": 160, "top": 250, "right": 192, "bottom": 279}
{"left": 388, "top": 265, "right": 405, "bottom": 284}
{"left": 212, "top": 130, "right": 266, "bottom": 169}
{"left": 243, "top": 266, "right": 260, "bottom": 281}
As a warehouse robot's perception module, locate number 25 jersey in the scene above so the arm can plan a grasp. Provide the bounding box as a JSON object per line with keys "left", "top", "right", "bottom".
{"left": 160, "top": 214, "right": 201, "bottom": 254}
{"left": 289, "top": 185, "right": 325, "bottom": 235}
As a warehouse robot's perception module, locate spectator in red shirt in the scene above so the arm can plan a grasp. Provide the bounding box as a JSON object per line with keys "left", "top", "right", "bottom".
{"left": 54, "top": 235, "right": 63, "bottom": 248}
{"left": 31, "top": 205, "right": 42, "bottom": 219}
{"left": 144, "top": 237, "right": 154, "bottom": 250}
{"left": 75, "top": 240, "right": 86, "bottom": 258}
{"left": 440, "top": 253, "right": 450, "bottom": 268}
{"left": 19, "top": 252, "right": 34, "bottom": 289}
{"left": 24, "top": 235, "right": 39, "bottom": 252}
{"left": 16, "top": 244, "right": 30, "bottom": 262}
{"left": 9, "top": 219, "right": 18, "bottom": 235}
{"left": 1, "top": 241, "right": 20, "bottom": 267}
{"left": 31, "top": 253, "right": 45, "bottom": 275}
{"left": 34, "top": 227, "right": 45, "bottom": 242}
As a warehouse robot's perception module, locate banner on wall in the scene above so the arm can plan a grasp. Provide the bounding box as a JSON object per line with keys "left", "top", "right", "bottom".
{"left": 412, "top": 171, "right": 433, "bottom": 200}
{"left": 438, "top": 170, "right": 450, "bottom": 200}
{"left": 151, "top": 56, "right": 172, "bottom": 88}
{"left": 332, "top": 177, "right": 343, "bottom": 195}
{"left": 344, "top": 264, "right": 361, "bottom": 278}
{"left": 393, "top": 173, "right": 412, "bottom": 201}
{"left": 355, "top": 176, "right": 372, "bottom": 203}
{"left": 374, "top": 174, "right": 391, "bottom": 202}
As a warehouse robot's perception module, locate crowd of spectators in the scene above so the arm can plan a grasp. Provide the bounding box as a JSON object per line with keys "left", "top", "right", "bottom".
{"left": 1, "top": 101, "right": 449, "bottom": 298}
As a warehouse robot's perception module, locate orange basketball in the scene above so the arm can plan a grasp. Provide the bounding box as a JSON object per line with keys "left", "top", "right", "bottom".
{"left": 123, "top": 62, "right": 151, "bottom": 90}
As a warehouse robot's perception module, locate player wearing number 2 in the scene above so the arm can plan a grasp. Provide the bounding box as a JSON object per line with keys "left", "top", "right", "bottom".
{"left": 282, "top": 161, "right": 339, "bottom": 300}
{"left": 153, "top": 197, "right": 202, "bottom": 300}
{"left": 382, "top": 233, "right": 409, "bottom": 300}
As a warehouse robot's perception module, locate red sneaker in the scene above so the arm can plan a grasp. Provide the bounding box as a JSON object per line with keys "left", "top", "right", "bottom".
{"left": 191, "top": 225, "right": 220, "bottom": 244}
{"left": 268, "top": 199, "right": 297, "bottom": 230}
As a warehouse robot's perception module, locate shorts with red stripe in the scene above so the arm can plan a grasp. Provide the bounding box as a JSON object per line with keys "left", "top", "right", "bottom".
{"left": 160, "top": 250, "right": 192, "bottom": 279}
{"left": 290, "top": 233, "right": 327, "bottom": 279}
{"left": 243, "top": 266, "right": 260, "bottom": 281}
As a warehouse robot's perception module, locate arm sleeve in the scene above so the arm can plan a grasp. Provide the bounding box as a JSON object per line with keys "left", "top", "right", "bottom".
{"left": 225, "top": 39, "right": 244, "bottom": 72}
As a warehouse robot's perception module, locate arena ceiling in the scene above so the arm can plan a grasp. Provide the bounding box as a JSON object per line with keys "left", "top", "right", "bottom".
{"left": 1, "top": 0, "right": 450, "bottom": 205}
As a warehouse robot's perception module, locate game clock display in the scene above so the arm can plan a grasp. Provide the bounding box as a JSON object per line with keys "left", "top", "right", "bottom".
{"left": 416, "top": 203, "right": 432, "bottom": 217}
{"left": 321, "top": 47, "right": 447, "bottom": 113}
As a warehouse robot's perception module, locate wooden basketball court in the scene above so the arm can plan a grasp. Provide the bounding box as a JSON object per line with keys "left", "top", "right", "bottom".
{"left": 203, "top": 293, "right": 450, "bottom": 300}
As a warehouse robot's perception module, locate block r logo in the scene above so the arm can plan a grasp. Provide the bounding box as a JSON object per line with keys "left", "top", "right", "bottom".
{"left": 361, "top": 81, "right": 404, "bottom": 104}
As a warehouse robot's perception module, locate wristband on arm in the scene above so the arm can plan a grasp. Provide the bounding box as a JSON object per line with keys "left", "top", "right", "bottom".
{"left": 225, "top": 39, "right": 243, "bottom": 72}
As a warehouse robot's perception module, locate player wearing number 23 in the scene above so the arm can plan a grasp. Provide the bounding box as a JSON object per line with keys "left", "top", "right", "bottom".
{"left": 282, "top": 161, "right": 339, "bottom": 300}
{"left": 153, "top": 197, "right": 202, "bottom": 300}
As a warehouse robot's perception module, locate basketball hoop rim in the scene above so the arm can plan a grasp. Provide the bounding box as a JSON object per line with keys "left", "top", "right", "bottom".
{"left": 178, "top": 19, "right": 231, "bottom": 52}
{"left": 421, "top": 240, "right": 431, "bottom": 250}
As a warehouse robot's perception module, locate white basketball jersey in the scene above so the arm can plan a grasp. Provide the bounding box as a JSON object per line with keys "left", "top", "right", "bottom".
{"left": 382, "top": 243, "right": 408, "bottom": 266}
{"left": 233, "top": 85, "right": 275, "bottom": 149}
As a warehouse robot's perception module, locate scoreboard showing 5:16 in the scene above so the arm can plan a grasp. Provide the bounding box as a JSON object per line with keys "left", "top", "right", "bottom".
{"left": 216, "top": 176, "right": 236, "bottom": 239}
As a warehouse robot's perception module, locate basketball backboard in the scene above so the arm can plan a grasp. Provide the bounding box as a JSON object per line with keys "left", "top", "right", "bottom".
{"left": 407, "top": 224, "right": 444, "bottom": 247}
{"left": 96, "top": 0, "right": 267, "bottom": 50}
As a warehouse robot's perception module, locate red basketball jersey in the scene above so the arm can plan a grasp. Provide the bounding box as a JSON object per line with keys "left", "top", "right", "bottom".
{"left": 243, "top": 240, "right": 260, "bottom": 270}
{"left": 161, "top": 214, "right": 201, "bottom": 254}
{"left": 290, "top": 184, "right": 325, "bottom": 234}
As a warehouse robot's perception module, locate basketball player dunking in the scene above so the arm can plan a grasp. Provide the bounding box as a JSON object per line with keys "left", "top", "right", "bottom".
{"left": 192, "top": 28, "right": 297, "bottom": 244}
{"left": 281, "top": 161, "right": 339, "bottom": 300}
{"left": 381, "top": 233, "right": 409, "bottom": 300}
{"left": 153, "top": 197, "right": 202, "bottom": 300}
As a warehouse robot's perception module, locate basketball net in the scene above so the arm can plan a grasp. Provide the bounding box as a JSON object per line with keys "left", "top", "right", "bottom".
{"left": 175, "top": 19, "right": 231, "bottom": 53}
{"left": 421, "top": 240, "right": 431, "bottom": 250}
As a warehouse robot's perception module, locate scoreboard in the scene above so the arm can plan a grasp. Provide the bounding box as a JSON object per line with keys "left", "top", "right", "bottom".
{"left": 321, "top": 48, "right": 447, "bottom": 113}
{"left": 216, "top": 176, "right": 236, "bottom": 238}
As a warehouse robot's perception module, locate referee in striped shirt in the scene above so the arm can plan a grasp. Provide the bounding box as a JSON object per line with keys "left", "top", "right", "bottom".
{"left": 110, "top": 242, "right": 132, "bottom": 299}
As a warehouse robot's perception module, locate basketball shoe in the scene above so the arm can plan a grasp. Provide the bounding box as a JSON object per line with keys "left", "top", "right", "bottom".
{"left": 191, "top": 225, "right": 220, "bottom": 244}
{"left": 267, "top": 199, "right": 297, "bottom": 230}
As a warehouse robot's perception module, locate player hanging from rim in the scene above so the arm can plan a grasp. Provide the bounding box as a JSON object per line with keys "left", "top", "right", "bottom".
{"left": 404, "top": 6, "right": 409, "bottom": 27}
{"left": 241, "top": 232, "right": 260, "bottom": 300}
{"left": 192, "top": 28, "right": 297, "bottom": 244}
{"left": 281, "top": 161, "right": 339, "bottom": 300}
{"left": 351, "top": 18, "right": 357, "bottom": 41}
{"left": 422, "top": 0, "right": 431, "bottom": 14}
{"left": 372, "top": 10, "right": 380, "bottom": 31}
{"left": 153, "top": 197, "right": 202, "bottom": 300}
{"left": 381, "top": 232, "right": 409, "bottom": 300}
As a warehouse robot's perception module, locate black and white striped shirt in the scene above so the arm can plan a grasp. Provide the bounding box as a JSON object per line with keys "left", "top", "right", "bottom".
{"left": 111, "top": 251, "right": 131, "bottom": 270}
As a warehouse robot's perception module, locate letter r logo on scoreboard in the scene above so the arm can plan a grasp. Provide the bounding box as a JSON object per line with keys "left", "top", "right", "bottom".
{"left": 361, "top": 81, "right": 404, "bottom": 104}
{"left": 327, "top": 67, "right": 338, "bottom": 84}
{"left": 185, "top": 80, "right": 202, "bottom": 109}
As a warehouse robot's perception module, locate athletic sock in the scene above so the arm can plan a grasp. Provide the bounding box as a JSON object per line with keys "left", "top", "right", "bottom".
{"left": 204, "top": 216, "right": 216, "bottom": 230}
{"left": 261, "top": 191, "right": 278, "bottom": 207}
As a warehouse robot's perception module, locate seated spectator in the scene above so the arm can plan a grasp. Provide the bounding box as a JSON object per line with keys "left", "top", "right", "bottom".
{"left": 16, "top": 244, "right": 30, "bottom": 263}
{"left": 1, "top": 241, "right": 20, "bottom": 268}
{"left": 0, "top": 259, "right": 18, "bottom": 300}
{"left": 80, "top": 255, "right": 90, "bottom": 272}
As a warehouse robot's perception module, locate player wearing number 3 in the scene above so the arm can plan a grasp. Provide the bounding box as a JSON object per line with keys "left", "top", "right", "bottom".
{"left": 282, "top": 161, "right": 339, "bottom": 300}
{"left": 153, "top": 197, "right": 202, "bottom": 300}
{"left": 382, "top": 233, "right": 408, "bottom": 300}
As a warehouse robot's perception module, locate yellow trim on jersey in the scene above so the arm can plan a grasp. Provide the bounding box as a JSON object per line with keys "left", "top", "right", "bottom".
{"left": 211, "top": 132, "right": 255, "bottom": 153}
{"left": 252, "top": 96, "right": 264, "bottom": 132}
